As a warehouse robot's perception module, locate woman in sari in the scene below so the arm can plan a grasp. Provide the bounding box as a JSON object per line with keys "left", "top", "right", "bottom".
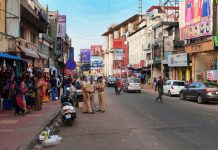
{"left": 42, "top": 76, "right": 49, "bottom": 103}
{"left": 34, "top": 73, "right": 43, "bottom": 111}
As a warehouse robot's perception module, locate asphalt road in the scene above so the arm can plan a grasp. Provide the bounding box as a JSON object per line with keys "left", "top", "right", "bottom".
{"left": 43, "top": 87, "right": 218, "bottom": 150}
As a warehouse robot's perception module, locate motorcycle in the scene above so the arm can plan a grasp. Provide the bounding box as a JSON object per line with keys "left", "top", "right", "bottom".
{"left": 61, "top": 88, "right": 77, "bottom": 126}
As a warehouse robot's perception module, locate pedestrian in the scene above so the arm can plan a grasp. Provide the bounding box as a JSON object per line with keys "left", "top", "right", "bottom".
{"left": 189, "top": 78, "right": 193, "bottom": 84}
{"left": 155, "top": 76, "right": 164, "bottom": 103}
{"left": 57, "top": 75, "right": 62, "bottom": 99}
{"left": 153, "top": 77, "right": 157, "bottom": 89}
{"left": 50, "top": 75, "right": 58, "bottom": 100}
{"left": 96, "top": 76, "right": 106, "bottom": 113}
{"left": 34, "top": 73, "right": 43, "bottom": 111}
{"left": 82, "top": 76, "right": 94, "bottom": 114}
{"left": 115, "top": 78, "right": 119, "bottom": 95}
{"left": 87, "top": 78, "right": 96, "bottom": 111}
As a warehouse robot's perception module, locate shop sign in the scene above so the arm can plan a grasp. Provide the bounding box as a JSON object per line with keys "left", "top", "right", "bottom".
{"left": 168, "top": 53, "right": 188, "bottom": 67}
{"left": 207, "top": 70, "right": 217, "bottom": 81}
{"left": 185, "top": 40, "right": 214, "bottom": 53}
{"left": 57, "top": 15, "right": 66, "bottom": 37}
{"left": 91, "top": 45, "right": 103, "bottom": 56}
{"left": 113, "top": 38, "right": 124, "bottom": 49}
{"left": 179, "top": 0, "right": 213, "bottom": 40}
{"left": 113, "top": 49, "right": 123, "bottom": 60}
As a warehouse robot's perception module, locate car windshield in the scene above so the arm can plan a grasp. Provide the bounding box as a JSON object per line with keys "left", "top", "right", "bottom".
{"left": 129, "top": 78, "right": 140, "bottom": 83}
{"left": 109, "top": 78, "right": 116, "bottom": 81}
{"left": 204, "top": 83, "right": 218, "bottom": 88}
{"left": 173, "top": 81, "right": 185, "bottom": 86}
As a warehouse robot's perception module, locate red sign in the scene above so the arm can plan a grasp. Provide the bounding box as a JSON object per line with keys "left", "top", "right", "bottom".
{"left": 91, "top": 45, "right": 103, "bottom": 56}
{"left": 113, "top": 38, "right": 124, "bottom": 49}
{"left": 140, "top": 60, "right": 144, "bottom": 67}
{"left": 64, "top": 68, "right": 74, "bottom": 75}
{"left": 123, "top": 44, "right": 129, "bottom": 66}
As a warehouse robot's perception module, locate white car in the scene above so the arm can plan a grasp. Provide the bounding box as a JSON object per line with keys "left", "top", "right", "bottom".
{"left": 124, "top": 78, "right": 141, "bottom": 93}
{"left": 163, "top": 80, "right": 185, "bottom": 97}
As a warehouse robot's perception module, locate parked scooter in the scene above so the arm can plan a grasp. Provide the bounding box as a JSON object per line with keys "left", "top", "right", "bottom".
{"left": 61, "top": 88, "right": 77, "bottom": 126}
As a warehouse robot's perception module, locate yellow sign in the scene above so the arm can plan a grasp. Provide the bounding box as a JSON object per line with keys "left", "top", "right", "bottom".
{"left": 185, "top": 40, "right": 214, "bottom": 53}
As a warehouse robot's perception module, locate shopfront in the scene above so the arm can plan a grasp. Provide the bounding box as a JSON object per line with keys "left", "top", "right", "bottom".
{"left": 168, "top": 53, "right": 191, "bottom": 81}
{"left": 185, "top": 40, "right": 217, "bottom": 82}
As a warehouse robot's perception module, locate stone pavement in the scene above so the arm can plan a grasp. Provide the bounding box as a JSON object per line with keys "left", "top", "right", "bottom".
{"left": 0, "top": 100, "right": 60, "bottom": 150}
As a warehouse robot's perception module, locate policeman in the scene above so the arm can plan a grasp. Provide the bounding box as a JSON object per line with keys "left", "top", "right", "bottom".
{"left": 82, "top": 76, "right": 94, "bottom": 114}
{"left": 87, "top": 78, "right": 96, "bottom": 111}
{"left": 96, "top": 76, "right": 106, "bottom": 113}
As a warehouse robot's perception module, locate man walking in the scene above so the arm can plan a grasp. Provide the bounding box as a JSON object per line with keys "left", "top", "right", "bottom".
{"left": 82, "top": 76, "right": 94, "bottom": 114}
{"left": 155, "top": 76, "right": 164, "bottom": 103}
{"left": 50, "top": 75, "right": 58, "bottom": 101}
{"left": 57, "top": 75, "right": 62, "bottom": 99}
{"left": 96, "top": 76, "right": 106, "bottom": 112}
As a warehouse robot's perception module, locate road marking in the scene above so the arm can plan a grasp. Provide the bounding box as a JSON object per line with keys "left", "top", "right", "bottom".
{"left": 0, "top": 120, "right": 18, "bottom": 124}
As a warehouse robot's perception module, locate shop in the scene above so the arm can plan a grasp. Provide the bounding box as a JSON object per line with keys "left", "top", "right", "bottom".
{"left": 0, "top": 52, "right": 27, "bottom": 109}
{"left": 168, "top": 53, "right": 191, "bottom": 81}
{"left": 185, "top": 40, "right": 217, "bottom": 83}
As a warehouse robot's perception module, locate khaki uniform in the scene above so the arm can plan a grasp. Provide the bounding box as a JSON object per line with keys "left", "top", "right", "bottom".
{"left": 97, "top": 82, "right": 105, "bottom": 111}
{"left": 82, "top": 81, "right": 92, "bottom": 113}
{"left": 87, "top": 83, "right": 95, "bottom": 110}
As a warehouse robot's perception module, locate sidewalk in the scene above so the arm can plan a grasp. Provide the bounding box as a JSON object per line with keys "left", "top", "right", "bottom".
{"left": 0, "top": 100, "right": 60, "bottom": 150}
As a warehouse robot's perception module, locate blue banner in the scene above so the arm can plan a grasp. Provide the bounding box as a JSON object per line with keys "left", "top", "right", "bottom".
{"left": 80, "top": 49, "right": 90, "bottom": 63}
{"left": 69, "top": 47, "right": 74, "bottom": 60}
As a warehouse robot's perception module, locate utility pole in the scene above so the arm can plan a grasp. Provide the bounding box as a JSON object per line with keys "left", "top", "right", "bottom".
{"left": 139, "top": 0, "right": 142, "bottom": 15}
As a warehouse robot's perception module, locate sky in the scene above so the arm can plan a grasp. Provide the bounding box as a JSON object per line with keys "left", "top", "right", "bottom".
{"left": 39, "top": 0, "right": 159, "bottom": 61}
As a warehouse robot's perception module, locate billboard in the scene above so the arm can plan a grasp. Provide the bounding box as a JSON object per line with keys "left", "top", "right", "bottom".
{"left": 113, "top": 38, "right": 124, "bottom": 49}
{"left": 113, "top": 49, "right": 124, "bottom": 60}
{"left": 91, "top": 45, "right": 103, "bottom": 56}
{"left": 91, "top": 56, "right": 103, "bottom": 69}
{"left": 57, "top": 15, "right": 66, "bottom": 37}
{"left": 179, "top": 0, "right": 213, "bottom": 40}
{"left": 168, "top": 53, "right": 188, "bottom": 67}
{"left": 80, "top": 49, "right": 91, "bottom": 62}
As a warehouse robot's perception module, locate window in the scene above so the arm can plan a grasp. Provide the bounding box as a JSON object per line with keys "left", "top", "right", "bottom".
{"left": 30, "top": 32, "right": 36, "bottom": 44}
{"left": 129, "top": 78, "right": 140, "bottom": 83}
{"left": 20, "top": 26, "right": 25, "bottom": 39}
{"left": 173, "top": 81, "right": 185, "bottom": 86}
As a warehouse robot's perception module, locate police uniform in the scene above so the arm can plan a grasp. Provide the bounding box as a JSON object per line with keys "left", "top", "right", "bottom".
{"left": 97, "top": 82, "right": 105, "bottom": 112}
{"left": 87, "top": 82, "right": 95, "bottom": 111}
{"left": 82, "top": 81, "right": 92, "bottom": 113}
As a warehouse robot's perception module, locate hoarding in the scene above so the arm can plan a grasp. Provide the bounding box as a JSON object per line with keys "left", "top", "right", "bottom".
{"left": 57, "top": 15, "right": 66, "bottom": 37}
{"left": 113, "top": 49, "right": 124, "bottom": 60}
{"left": 91, "top": 45, "right": 103, "bottom": 56}
{"left": 168, "top": 53, "right": 188, "bottom": 67}
{"left": 91, "top": 56, "right": 103, "bottom": 69}
{"left": 69, "top": 47, "right": 74, "bottom": 60}
{"left": 179, "top": 0, "right": 213, "bottom": 40}
{"left": 207, "top": 70, "right": 217, "bottom": 81}
{"left": 80, "top": 49, "right": 91, "bottom": 62}
{"left": 113, "top": 38, "right": 124, "bottom": 49}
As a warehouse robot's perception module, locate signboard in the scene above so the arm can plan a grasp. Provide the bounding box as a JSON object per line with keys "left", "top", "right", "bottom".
{"left": 91, "top": 56, "right": 103, "bottom": 68}
{"left": 168, "top": 53, "right": 188, "bottom": 67}
{"left": 91, "top": 45, "right": 103, "bottom": 56}
{"left": 69, "top": 47, "right": 74, "bottom": 60}
{"left": 80, "top": 49, "right": 91, "bottom": 62}
{"left": 207, "top": 70, "right": 217, "bottom": 81}
{"left": 164, "top": 36, "right": 174, "bottom": 51}
{"left": 66, "top": 60, "right": 76, "bottom": 70}
{"left": 113, "top": 49, "right": 123, "bottom": 60}
{"left": 57, "top": 15, "right": 66, "bottom": 37}
{"left": 179, "top": 0, "right": 213, "bottom": 40}
{"left": 57, "top": 37, "right": 63, "bottom": 56}
{"left": 113, "top": 38, "right": 124, "bottom": 49}
{"left": 64, "top": 68, "right": 74, "bottom": 75}
{"left": 185, "top": 40, "right": 214, "bottom": 53}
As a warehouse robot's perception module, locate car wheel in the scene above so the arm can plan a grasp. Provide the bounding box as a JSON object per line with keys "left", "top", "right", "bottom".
{"left": 197, "top": 95, "right": 205, "bottom": 104}
{"left": 180, "top": 92, "right": 185, "bottom": 100}
{"left": 168, "top": 91, "right": 171, "bottom": 97}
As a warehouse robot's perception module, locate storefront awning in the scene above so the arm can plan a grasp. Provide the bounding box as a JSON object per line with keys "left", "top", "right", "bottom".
{"left": 19, "top": 46, "right": 40, "bottom": 59}
{"left": 37, "top": 52, "right": 48, "bottom": 59}
{"left": 0, "top": 52, "right": 25, "bottom": 61}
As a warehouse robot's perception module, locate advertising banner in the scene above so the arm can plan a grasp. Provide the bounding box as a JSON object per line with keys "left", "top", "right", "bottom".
{"left": 168, "top": 53, "right": 188, "bottom": 67}
{"left": 164, "top": 36, "right": 174, "bottom": 51}
{"left": 80, "top": 49, "right": 91, "bottom": 62}
{"left": 113, "top": 38, "right": 124, "bottom": 49}
{"left": 91, "top": 45, "right": 103, "bottom": 56}
{"left": 56, "top": 37, "right": 63, "bottom": 57}
{"left": 69, "top": 47, "right": 74, "bottom": 60}
{"left": 113, "top": 49, "right": 124, "bottom": 60}
{"left": 57, "top": 15, "right": 66, "bottom": 37}
{"left": 91, "top": 56, "right": 103, "bottom": 69}
{"left": 179, "top": 0, "right": 213, "bottom": 40}
{"left": 207, "top": 70, "right": 217, "bottom": 81}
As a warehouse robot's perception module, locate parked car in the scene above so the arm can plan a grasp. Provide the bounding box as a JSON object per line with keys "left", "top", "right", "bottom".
{"left": 124, "top": 78, "right": 141, "bottom": 93}
{"left": 163, "top": 80, "right": 185, "bottom": 97}
{"left": 180, "top": 82, "right": 218, "bottom": 104}
{"left": 105, "top": 77, "right": 116, "bottom": 87}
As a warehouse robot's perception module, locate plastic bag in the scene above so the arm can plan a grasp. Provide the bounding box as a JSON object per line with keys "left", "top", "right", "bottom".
{"left": 42, "top": 135, "right": 62, "bottom": 147}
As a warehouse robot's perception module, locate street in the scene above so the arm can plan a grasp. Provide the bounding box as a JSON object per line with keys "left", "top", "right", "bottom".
{"left": 41, "top": 87, "right": 218, "bottom": 150}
